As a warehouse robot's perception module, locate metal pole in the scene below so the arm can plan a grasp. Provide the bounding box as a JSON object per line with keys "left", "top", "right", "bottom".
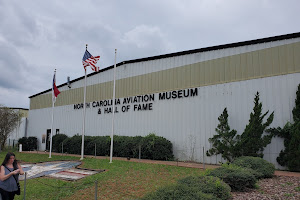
{"left": 109, "top": 49, "right": 117, "bottom": 163}
{"left": 138, "top": 144, "right": 141, "bottom": 160}
{"left": 95, "top": 180, "right": 98, "bottom": 200}
{"left": 203, "top": 146, "right": 205, "bottom": 170}
{"left": 49, "top": 69, "right": 56, "bottom": 159}
{"left": 81, "top": 69, "right": 87, "bottom": 160}
{"left": 23, "top": 172, "right": 27, "bottom": 200}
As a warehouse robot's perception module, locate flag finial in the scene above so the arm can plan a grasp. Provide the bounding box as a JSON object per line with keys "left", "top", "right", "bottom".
{"left": 86, "top": 44, "right": 88, "bottom": 50}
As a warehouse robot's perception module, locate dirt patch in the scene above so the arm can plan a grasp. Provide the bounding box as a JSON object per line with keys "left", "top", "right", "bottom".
{"left": 232, "top": 176, "right": 300, "bottom": 200}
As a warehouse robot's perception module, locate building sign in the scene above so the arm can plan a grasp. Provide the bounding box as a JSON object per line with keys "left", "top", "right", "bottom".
{"left": 73, "top": 88, "right": 198, "bottom": 115}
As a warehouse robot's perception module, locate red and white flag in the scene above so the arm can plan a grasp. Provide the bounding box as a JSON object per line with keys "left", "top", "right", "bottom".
{"left": 82, "top": 50, "right": 100, "bottom": 72}
{"left": 52, "top": 71, "right": 60, "bottom": 103}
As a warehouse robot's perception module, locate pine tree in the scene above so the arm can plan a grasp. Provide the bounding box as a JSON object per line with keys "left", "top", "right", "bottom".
{"left": 292, "top": 84, "right": 300, "bottom": 122}
{"left": 268, "top": 84, "right": 300, "bottom": 171}
{"left": 239, "top": 92, "right": 274, "bottom": 157}
{"left": 207, "top": 108, "right": 239, "bottom": 162}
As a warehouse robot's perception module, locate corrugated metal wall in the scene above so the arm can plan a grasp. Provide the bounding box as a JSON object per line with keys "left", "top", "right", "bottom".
{"left": 27, "top": 37, "right": 300, "bottom": 169}
{"left": 28, "top": 73, "right": 300, "bottom": 169}
{"left": 30, "top": 39, "right": 300, "bottom": 110}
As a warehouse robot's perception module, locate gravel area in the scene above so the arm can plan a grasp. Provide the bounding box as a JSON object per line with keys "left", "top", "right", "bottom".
{"left": 232, "top": 176, "right": 300, "bottom": 200}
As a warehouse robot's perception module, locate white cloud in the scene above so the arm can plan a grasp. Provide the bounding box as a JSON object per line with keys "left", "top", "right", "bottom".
{"left": 0, "top": 0, "right": 299, "bottom": 108}
{"left": 120, "top": 25, "right": 175, "bottom": 58}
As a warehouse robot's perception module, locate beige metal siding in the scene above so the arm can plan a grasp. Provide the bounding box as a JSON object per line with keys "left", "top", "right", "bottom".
{"left": 30, "top": 42, "right": 300, "bottom": 110}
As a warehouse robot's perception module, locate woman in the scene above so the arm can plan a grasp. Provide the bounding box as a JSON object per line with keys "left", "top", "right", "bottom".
{"left": 0, "top": 152, "right": 24, "bottom": 200}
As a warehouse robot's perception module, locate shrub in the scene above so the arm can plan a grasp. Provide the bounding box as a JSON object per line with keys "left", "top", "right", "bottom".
{"left": 206, "top": 164, "right": 257, "bottom": 191}
{"left": 18, "top": 137, "right": 37, "bottom": 151}
{"left": 85, "top": 136, "right": 110, "bottom": 156}
{"left": 141, "top": 133, "right": 174, "bottom": 160}
{"left": 113, "top": 135, "right": 138, "bottom": 157}
{"left": 140, "top": 184, "right": 220, "bottom": 200}
{"left": 62, "top": 135, "right": 82, "bottom": 154}
{"left": 58, "top": 134, "right": 173, "bottom": 161}
{"left": 52, "top": 134, "right": 68, "bottom": 153}
{"left": 232, "top": 156, "right": 275, "bottom": 178}
{"left": 178, "top": 176, "right": 231, "bottom": 200}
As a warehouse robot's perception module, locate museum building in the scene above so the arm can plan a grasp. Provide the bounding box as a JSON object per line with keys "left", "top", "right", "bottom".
{"left": 27, "top": 32, "right": 300, "bottom": 169}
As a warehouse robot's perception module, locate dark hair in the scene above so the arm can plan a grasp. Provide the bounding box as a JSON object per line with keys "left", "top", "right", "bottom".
{"left": 1, "top": 152, "right": 18, "bottom": 170}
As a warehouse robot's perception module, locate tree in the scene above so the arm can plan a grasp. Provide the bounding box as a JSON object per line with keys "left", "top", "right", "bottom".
{"left": 0, "top": 105, "right": 22, "bottom": 149}
{"left": 207, "top": 108, "right": 239, "bottom": 162}
{"left": 239, "top": 92, "right": 274, "bottom": 157}
{"left": 292, "top": 84, "right": 300, "bottom": 122}
{"left": 267, "top": 84, "right": 300, "bottom": 171}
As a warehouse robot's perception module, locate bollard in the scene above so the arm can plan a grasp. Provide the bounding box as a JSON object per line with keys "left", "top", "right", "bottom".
{"left": 23, "top": 172, "right": 27, "bottom": 200}
{"left": 95, "top": 180, "right": 98, "bottom": 200}
{"left": 95, "top": 143, "right": 97, "bottom": 158}
{"left": 19, "top": 144, "right": 22, "bottom": 153}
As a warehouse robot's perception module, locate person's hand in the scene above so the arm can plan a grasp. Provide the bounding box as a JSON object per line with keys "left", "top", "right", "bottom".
{"left": 12, "top": 169, "right": 20, "bottom": 175}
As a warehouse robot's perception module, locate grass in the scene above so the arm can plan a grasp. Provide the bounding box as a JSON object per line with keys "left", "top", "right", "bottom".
{"left": 0, "top": 151, "right": 204, "bottom": 200}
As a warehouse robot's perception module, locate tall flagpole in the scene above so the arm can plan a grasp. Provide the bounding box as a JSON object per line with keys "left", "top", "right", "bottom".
{"left": 81, "top": 44, "right": 88, "bottom": 160}
{"left": 49, "top": 69, "right": 56, "bottom": 158}
{"left": 110, "top": 49, "right": 117, "bottom": 163}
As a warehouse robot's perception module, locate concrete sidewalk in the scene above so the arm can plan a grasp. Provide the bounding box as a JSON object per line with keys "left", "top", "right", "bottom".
{"left": 22, "top": 151, "right": 300, "bottom": 177}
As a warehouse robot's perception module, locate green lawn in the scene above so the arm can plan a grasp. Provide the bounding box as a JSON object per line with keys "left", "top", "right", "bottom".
{"left": 0, "top": 151, "right": 204, "bottom": 200}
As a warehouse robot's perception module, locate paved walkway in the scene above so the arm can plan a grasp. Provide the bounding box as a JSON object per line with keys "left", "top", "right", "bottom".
{"left": 22, "top": 151, "right": 300, "bottom": 177}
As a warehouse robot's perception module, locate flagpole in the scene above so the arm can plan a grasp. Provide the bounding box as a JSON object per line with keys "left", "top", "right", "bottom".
{"left": 81, "top": 45, "right": 88, "bottom": 160}
{"left": 110, "top": 49, "right": 117, "bottom": 163}
{"left": 49, "top": 69, "right": 56, "bottom": 158}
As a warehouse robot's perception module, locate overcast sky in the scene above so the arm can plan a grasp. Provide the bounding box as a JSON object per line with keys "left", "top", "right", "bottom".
{"left": 0, "top": 0, "right": 299, "bottom": 109}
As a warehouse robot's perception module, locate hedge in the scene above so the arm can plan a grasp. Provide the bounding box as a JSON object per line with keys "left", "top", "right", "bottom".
{"left": 18, "top": 137, "right": 37, "bottom": 151}
{"left": 140, "top": 184, "right": 220, "bottom": 200}
{"left": 232, "top": 156, "right": 275, "bottom": 179}
{"left": 178, "top": 176, "right": 231, "bottom": 200}
{"left": 140, "top": 133, "right": 174, "bottom": 160}
{"left": 57, "top": 133, "right": 173, "bottom": 161}
{"left": 52, "top": 134, "right": 68, "bottom": 153}
{"left": 206, "top": 164, "right": 257, "bottom": 191}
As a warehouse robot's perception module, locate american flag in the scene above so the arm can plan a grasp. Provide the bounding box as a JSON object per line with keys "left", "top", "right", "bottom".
{"left": 82, "top": 50, "right": 100, "bottom": 72}
{"left": 52, "top": 71, "right": 60, "bottom": 103}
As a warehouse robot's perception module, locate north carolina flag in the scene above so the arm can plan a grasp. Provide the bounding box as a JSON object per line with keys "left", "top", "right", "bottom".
{"left": 52, "top": 71, "right": 60, "bottom": 103}
{"left": 82, "top": 50, "right": 100, "bottom": 72}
